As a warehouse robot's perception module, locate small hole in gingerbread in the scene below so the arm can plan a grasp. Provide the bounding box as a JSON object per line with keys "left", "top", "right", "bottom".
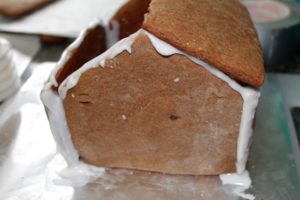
{"left": 169, "top": 115, "right": 180, "bottom": 121}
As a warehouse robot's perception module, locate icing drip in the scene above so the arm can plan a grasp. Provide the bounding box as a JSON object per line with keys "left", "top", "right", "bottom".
{"left": 50, "top": 18, "right": 120, "bottom": 89}
{"left": 41, "top": 84, "right": 106, "bottom": 185}
{"left": 0, "top": 38, "right": 20, "bottom": 102}
{"left": 104, "top": 20, "right": 120, "bottom": 48}
{"left": 58, "top": 30, "right": 141, "bottom": 98}
{"left": 220, "top": 171, "right": 255, "bottom": 200}
{"left": 42, "top": 26, "right": 260, "bottom": 199}
{"left": 41, "top": 85, "right": 79, "bottom": 166}
{"left": 50, "top": 18, "right": 105, "bottom": 88}
{"left": 236, "top": 91, "right": 259, "bottom": 174}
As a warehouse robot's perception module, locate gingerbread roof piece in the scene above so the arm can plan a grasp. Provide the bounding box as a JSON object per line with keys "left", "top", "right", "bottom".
{"left": 143, "top": 0, "right": 264, "bottom": 88}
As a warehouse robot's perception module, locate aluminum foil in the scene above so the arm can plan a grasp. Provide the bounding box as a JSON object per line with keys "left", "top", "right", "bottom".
{"left": 0, "top": 63, "right": 299, "bottom": 199}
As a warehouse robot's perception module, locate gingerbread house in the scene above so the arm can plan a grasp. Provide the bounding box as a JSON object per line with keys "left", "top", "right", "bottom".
{"left": 42, "top": 0, "right": 264, "bottom": 175}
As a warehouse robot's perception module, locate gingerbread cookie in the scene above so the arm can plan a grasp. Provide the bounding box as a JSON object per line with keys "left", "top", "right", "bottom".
{"left": 0, "top": 0, "right": 55, "bottom": 18}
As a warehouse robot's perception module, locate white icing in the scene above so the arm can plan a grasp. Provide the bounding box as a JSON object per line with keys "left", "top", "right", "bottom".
{"left": 41, "top": 87, "right": 106, "bottom": 183}
{"left": 0, "top": 37, "right": 21, "bottom": 102}
{"left": 41, "top": 85, "right": 79, "bottom": 166}
{"left": 41, "top": 18, "right": 116, "bottom": 169}
{"left": 236, "top": 91, "right": 260, "bottom": 174}
{"left": 50, "top": 18, "right": 120, "bottom": 89}
{"left": 104, "top": 20, "right": 120, "bottom": 48}
{"left": 49, "top": 18, "right": 105, "bottom": 88}
{"left": 58, "top": 29, "right": 141, "bottom": 98}
{"left": 42, "top": 26, "right": 260, "bottom": 199}
{"left": 42, "top": 74, "right": 108, "bottom": 179}
{"left": 59, "top": 161, "right": 106, "bottom": 187}
{"left": 220, "top": 170, "right": 251, "bottom": 187}
{"left": 220, "top": 171, "right": 255, "bottom": 200}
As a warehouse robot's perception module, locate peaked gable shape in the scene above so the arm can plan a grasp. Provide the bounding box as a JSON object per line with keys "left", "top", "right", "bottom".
{"left": 143, "top": 0, "right": 264, "bottom": 88}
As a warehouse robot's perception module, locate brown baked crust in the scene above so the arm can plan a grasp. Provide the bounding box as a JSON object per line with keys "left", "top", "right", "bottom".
{"left": 112, "top": 0, "right": 151, "bottom": 39}
{"left": 55, "top": 0, "right": 150, "bottom": 87}
{"left": 64, "top": 34, "right": 243, "bottom": 175}
{"left": 40, "top": 35, "right": 66, "bottom": 43}
{"left": 0, "top": 0, "right": 55, "bottom": 18}
{"left": 143, "top": 0, "right": 264, "bottom": 88}
{"left": 55, "top": 25, "right": 107, "bottom": 87}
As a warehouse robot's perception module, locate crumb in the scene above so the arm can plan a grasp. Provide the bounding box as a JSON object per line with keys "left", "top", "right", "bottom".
{"left": 174, "top": 77, "right": 180, "bottom": 83}
{"left": 122, "top": 115, "right": 127, "bottom": 120}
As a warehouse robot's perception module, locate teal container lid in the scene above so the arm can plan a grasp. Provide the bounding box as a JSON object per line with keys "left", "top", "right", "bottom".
{"left": 289, "top": 0, "right": 300, "bottom": 3}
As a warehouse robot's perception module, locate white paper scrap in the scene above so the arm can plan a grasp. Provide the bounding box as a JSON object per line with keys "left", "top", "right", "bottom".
{"left": 0, "top": 0, "right": 128, "bottom": 38}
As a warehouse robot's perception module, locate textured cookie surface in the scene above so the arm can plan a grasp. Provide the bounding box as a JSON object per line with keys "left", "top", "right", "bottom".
{"left": 112, "top": 0, "right": 151, "bottom": 39}
{"left": 55, "top": 25, "right": 107, "bottom": 87}
{"left": 0, "top": 0, "right": 55, "bottom": 18}
{"left": 143, "top": 0, "right": 264, "bottom": 88}
{"left": 63, "top": 34, "right": 243, "bottom": 175}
